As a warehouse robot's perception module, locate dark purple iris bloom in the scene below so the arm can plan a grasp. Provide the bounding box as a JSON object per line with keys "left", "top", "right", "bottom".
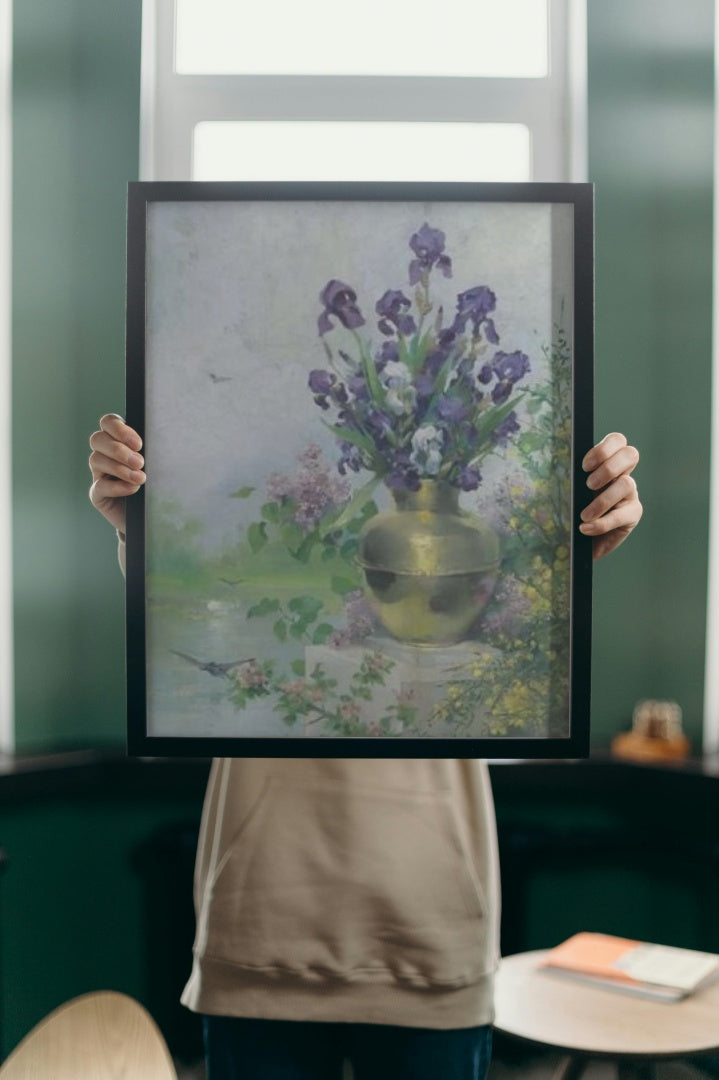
{"left": 477, "top": 363, "right": 493, "bottom": 385}
{"left": 438, "top": 328, "right": 457, "bottom": 349}
{"left": 457, "top": 465, "right": 482, "bottom": 491}
{"left": 365, "top": 408, "right": 394, "bottom": 447}
{"left": 308, "top": 368, "right": 348, "bottom": 409}
{"left": 347, "top": 373, "right": 369, "bottom": 402}
{"left": 413, "top": 372, "right": 435, "bottom": 399}
{"left": 308, "top": 369, "right": 338, "bottom": 409}
{"left": 318, "top": 280, "right": 365, "bottom": 335}
{"left": 493, "top": 349, "right": 530, "bottom": 384}
{"left": 386, "top": 466, "right": 421, "bottom": 492}
{"left": 309, "top": 368, "right": 334, "bottom": 393}
{"left": 492, "top": 380, "right": 512, "bottom": 405}
{"left": 452, "top": 286, "right": 498, "bottom": 341}
{"left": 425, "top": 328, "right": 459, "bottom": 376}
{"left": 492, "top": 411, "right": 521, "bottom": 446}
{"left": 424, "top": 351, "right": 447, "bottom": 380}
{"left": 338, "top": 441, "right": 364, "bottom": 475}
{"left": 381, "top": 449, "right": 422, "bottom": 492}
{"left": 375, "top": 290, "right": 417, "bottom": 337}
{"left": 409, "top": 224, "right": 453, "bottom": 285}
{"left": 377, "top": 340, "right": 399, "bottom": 367}
{"left": 436, "top": 395, "right": 470, "bottom": 423}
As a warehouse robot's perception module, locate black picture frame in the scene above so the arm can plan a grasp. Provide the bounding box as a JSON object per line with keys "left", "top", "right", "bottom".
{"left": 126, "top": 180, "right": 594, "bottom": 758}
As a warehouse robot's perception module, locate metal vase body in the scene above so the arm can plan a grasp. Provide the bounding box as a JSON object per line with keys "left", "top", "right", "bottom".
{"left": 358, "top": 481, "right": 500, "bottom": 646}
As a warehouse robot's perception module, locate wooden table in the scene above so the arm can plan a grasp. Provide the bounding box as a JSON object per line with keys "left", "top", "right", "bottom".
{"left": 494, "top": 949, "right": 719, "bottom": 1079}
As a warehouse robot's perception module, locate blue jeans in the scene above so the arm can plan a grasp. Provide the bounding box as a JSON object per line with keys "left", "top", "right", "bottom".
{"left": 203, "top": 1016, "right": 493, "bottom": 1080}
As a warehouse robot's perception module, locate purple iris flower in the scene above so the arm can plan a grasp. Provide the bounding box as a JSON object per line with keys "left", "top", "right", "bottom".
{"left": 308, "top": 369, "right": 348, "bottom": 410}
{"left": 386, "top": 465, "right": 421, "bottom": 492}
{"left": 309, "top": 369, "right": 334, "bottom": 395}
{"left": 452, "top": 286, "right": 498, "bottom": 341}
{"left": 492, "top": 381, "right": 512, "bottom": 405}
{"left": 375, "top": 290, "right": 417, "bottom": 337}
{"left": 347, "top": 373, "right": 369, "bottom": 402}
{"left": 424, "top": 328, "right": 458, "bottom": 377}
{"left": 309, "top": 369, "right": 339, "bottom": 409}
{"left": 409, "top": 224, "right": 453, "bottom": 285}
{"left": 377, "top": 340, "right": 399, "bottom": 367}
{"left": 413, "top": 372, "right": 435, "bottom": 399}
{"left": 437, "top": 327, "right": 458, "bottom": 352}
{"left": 365, "top": 408, "right": 394, "bottom": 448}
{"left": 309, "top": 225, "right": 528, "bottom": 490}
{"left": 457, "top": 465, "right": 482, "bottom": 491}
{"left": 338, "top": 441, "right": 364, "bottom": 475}
{"left": 318, "top": 280, "right": 365, "bottom": 335}
{"left": 493, "top": 349, "right": 531, "bottom": 384}
{"left": 492, "top": 411, "right": 521, "bottom": 446}
{"left": 381, "top": 449, "right": 422, "bottom": 492}
{"left": 436, "top": 395, "right": 470, "bottom": 423}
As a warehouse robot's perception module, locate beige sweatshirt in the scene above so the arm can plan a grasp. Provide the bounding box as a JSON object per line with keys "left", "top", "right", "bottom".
{"left": 120, "top": 538, "right": 501, "bottom": 1029}
{"left": 181, "top": 755, "right": 501, "bottom": 1029}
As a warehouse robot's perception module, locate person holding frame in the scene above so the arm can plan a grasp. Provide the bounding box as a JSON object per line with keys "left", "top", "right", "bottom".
{"left": 89, "top": 416, "right": 641, "bottom": 1080}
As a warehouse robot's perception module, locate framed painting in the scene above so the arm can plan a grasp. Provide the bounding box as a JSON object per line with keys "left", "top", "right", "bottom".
{"left": 126, "top": 181, "right": 593, "bottom": 758}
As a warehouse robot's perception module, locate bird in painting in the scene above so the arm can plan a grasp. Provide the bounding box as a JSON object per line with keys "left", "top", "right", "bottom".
{"left": 171, "top": 650, "right": 255, "bottom": 678}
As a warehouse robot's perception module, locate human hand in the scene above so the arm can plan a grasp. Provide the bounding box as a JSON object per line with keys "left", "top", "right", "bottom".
{"left": 88, "top": 414, "right": 145, "bottom": 536}
{"left": 579, "top": 432, "right": 642, "bottom": 560}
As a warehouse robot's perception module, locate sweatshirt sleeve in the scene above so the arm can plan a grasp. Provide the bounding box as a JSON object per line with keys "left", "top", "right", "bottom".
{"left": 117, "top": 530, "right": 126, "bottom": 576}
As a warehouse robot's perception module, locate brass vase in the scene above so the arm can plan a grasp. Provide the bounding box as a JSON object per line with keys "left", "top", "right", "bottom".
{"left": 358, "top": 480, "right": 500, "bottom": 646}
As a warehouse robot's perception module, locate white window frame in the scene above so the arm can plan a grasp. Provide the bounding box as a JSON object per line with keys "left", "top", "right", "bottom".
{"left": 0, "top": 0, "right": 13, "bottom": 752}
{"left": 140, "top": 0, "right": 587, "bottom": 184}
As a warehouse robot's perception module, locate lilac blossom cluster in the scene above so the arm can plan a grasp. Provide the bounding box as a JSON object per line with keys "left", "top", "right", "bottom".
{"left": 266, "top": 444, "right": 351, "bottom": 532}
{"left": 329, "top": 589, "right": 378, "bottom": 647}
{"left": 308, "top": 224, "right": 530, "bottom": 493}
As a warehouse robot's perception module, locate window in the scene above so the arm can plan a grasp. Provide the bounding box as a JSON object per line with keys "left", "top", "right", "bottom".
{"left": 141, "top": 0, "right": 587, "bottom": 183}
{"left": 175, "top": 0, "right": 549, "bottom": 78}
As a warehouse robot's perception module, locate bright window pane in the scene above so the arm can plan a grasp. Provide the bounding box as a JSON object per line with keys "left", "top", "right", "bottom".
{"left": 192, "top": 121, "right": 532, "bottom": 182}
{"left": 176, "top": 0, "right": 548, "bottom": 78}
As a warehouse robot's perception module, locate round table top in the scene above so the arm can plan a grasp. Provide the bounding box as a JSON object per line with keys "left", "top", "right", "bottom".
{"left": 494, "top": 949, "right": 719, "bottom": 1059}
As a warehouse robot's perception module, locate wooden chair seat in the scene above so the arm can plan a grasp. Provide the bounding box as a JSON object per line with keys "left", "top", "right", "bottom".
{"left": 0, "top": 991, "right": 178, "bottom": 1079}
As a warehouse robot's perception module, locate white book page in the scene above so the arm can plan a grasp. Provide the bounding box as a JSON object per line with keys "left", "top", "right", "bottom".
{"left": 616, "top": 945, "right": 719, "bottom": 990}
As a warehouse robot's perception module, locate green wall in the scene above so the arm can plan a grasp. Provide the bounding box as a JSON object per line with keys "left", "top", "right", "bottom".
{"left": 12, "top": 0, "right": 142, "bottom": 751}
{"left": 0, "top": 777, "right": 206, "bottom": 1059}
{"left": 587, "top": 0, "right": 714, "bottom": 748}
{"left": 10, "top": 0, "right": 716, "bottom": 751}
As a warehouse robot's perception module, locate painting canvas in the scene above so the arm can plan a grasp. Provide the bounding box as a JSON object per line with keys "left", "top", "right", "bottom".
{"left": 126, "top": 181, "right": 593, "bottom": 757}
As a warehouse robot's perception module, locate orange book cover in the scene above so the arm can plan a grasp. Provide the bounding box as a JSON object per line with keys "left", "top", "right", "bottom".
{"left": 541, "top": 932, "right": 641, "bottom": 984}
{"left": 540, "top": 932, "right": 719, "bottom": 1001}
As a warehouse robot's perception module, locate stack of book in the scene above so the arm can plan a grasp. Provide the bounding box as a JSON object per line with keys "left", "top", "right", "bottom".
{"left": 539, "top": 932, "right": 719, "bottom": 1002}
